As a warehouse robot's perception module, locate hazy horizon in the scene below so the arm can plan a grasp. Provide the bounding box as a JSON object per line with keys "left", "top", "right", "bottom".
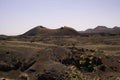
{"left": 0, "top": 0, "right": 120, "bottom": 35}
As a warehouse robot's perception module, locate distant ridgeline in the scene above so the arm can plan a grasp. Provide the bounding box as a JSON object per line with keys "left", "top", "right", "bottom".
{"left": 21, "top": 25, "right": 120, "bottom": 36}
{"left": 79, "top": 26, "right": 120, "bottom": 34}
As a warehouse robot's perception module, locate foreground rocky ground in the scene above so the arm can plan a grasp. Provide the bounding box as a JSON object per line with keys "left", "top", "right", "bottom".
{"left": 0, "top": 35, "right": 120, "bottom": 80}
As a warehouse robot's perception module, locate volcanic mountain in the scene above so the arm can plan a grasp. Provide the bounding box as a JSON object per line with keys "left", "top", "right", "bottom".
{"left": 22, "top": 26, "right": 80, "bottom": 36}
{"left": 80, "top": 26, "right": 120, "bottom": 34}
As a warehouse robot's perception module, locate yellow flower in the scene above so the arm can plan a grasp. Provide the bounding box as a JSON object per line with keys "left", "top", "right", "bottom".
{"left": 89, "top": 61, "right": 92, "bottom": 64}
{"left": 91, "top": 52, "right": 95, "bottom": 56}
{"left": 79, "top": 60, "right": 86, "bottom": 64}
{"left": 80, "top": 55, "right": 85, "bottom": 59}
{"left": 89, "top": 56, "right": 93, "bottom": 60}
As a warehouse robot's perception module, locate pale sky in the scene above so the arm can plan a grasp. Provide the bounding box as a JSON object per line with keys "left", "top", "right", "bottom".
{"left": 0, "top": 0, "right": 120, "bottom": 35}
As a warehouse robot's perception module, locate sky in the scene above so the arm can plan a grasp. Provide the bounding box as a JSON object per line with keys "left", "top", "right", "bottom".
{"left": 0, "top": 0, "right": 120, "bottom": 35}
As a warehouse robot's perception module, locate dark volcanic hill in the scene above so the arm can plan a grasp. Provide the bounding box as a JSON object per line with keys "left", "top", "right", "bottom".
{"left": 22, "top": 26, "right": 80, "bottom": 36}
{"left": 80, "top": 26, "right": 120, "bottom": 34}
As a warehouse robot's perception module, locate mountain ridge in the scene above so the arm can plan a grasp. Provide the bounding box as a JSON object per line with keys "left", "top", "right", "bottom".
{"left": 79, "top": 26, "right": 120, "bottom": 34}
{"left": 22, "top": 26, "right": 80, "bottom": 36}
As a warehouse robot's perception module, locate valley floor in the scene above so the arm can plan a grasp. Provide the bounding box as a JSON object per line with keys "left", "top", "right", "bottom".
{"left": 0, "top": 35, "right": 120, "bottom": 80}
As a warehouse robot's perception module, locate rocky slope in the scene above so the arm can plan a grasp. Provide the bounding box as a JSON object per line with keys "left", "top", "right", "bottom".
{"left": 22, "top": 26, "right": 80, "bottom": 36}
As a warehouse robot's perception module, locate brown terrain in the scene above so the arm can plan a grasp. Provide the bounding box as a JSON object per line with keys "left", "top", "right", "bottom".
{"left": 22, "top": 26, "right": 80, "bottom": 36}
{"left": 0, "top": 26, "right": 120, "bottom": 80}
